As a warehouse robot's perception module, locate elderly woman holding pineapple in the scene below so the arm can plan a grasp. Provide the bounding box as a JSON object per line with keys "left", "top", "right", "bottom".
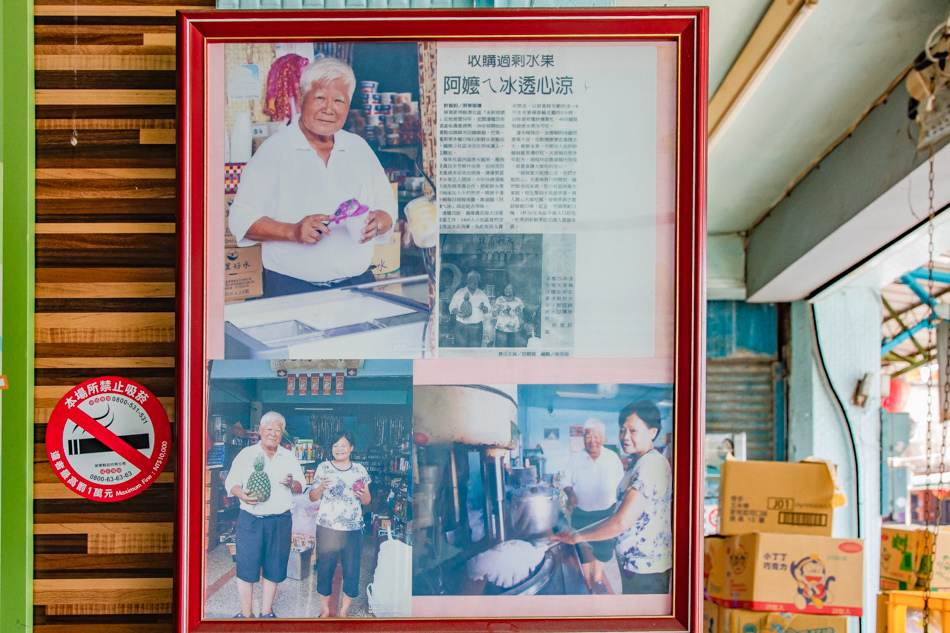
{"left": 225, "top": 411, "right": 305, "bottom": 619}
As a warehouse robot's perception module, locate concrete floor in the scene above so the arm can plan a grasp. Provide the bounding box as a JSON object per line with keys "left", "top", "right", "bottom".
{"left": 204, "top": 533, "right": 384, "bottom": 619}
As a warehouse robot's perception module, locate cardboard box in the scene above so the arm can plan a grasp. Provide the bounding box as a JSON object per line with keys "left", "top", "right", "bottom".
{"left": 718, "top": 460, "right": 839, "bottom": 536}
{"left": 224, "top": 272, "right": 263, "bottom": 303}
{"left": 225, "top": 193, "right": 238, "bottom": 248}
{"left": 719, "top": 606, "right": 847, "bottom": 633}
{"left": 225, "top": 245, "right": 261, "bottom": 274}
{"left": 372, "top": 229, "right": 401, "bottom": 279}
{"left": 706, "top": 532, "right": 864, "bottom": 616}
{"left": 880, "top": 525, "right": 927, "bottom": 590}
{"left": 705, "top": 536, "right": 726, "bottom": 598}
{"left": 917, "top": 526, "right": 950, "bottom": 590}
{"left": 703, "top": 600, "right": 720, "bottom": 633}
{"left": 705, "top": 502, "right": 720, "bottom": 536}
{"left": 225, "top": 245, "right": 263, "bottom": 303}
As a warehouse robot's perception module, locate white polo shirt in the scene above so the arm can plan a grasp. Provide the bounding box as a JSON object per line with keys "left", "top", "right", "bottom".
{"left": 228, "top": 121, "right": 396, "bottom": 283}
{"left": 564, "top": 448, "right": 625, "bottom": 512}
{"left": 449, "top": 287, "right": 491, "bottom": 325}
{"left": 224, "top": 442, "right": 306, "bottom": 516}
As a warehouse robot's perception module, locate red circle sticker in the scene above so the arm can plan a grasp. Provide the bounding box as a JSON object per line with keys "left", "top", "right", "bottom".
{"left": 46, "top": 376, "right": 171, "bottom": 502}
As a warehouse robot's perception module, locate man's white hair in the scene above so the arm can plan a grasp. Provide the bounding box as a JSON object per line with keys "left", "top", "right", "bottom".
{"left": 582, "top": 417, "right": 606, "bottom": 437}
{"left": 259, "top": 411, "right": 286, "bottom": 433}
{"left": 299, "top": 56, "right": 356, "bottom": 99}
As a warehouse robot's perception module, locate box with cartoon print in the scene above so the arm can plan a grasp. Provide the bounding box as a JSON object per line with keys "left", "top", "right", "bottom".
{"left": 706, "top": 532, "right": 864, "bottom": 616}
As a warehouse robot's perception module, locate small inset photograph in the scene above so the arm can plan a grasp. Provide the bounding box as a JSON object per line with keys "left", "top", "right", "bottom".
{"left": 438, "top": 233, "right": 543, "bottom": 349}
{"left": 411, "top": 382, "right": 673, "bottom": 612}
{"left": 203, "top": 359, "right": 412, "bottom": 620}
{"left": 217, "top": 41, "right": 438, "bottom": 360}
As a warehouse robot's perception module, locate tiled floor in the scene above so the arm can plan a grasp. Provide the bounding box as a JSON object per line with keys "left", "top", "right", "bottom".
{"left": 204, "top": 534, "right": 381, "bottom": 619}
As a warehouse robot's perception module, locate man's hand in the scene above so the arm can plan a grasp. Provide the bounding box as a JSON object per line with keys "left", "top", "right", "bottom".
{"left": 359, "top": 210, "right": 393, "bottom": 244}
{"left": 564, "top": 488, "right": 578, "bottom": 512}
{"left": 291, "top": 214, "right": 334, "bottom": 244}
{"left": 280, "top": 473, "right": 294, "bottom": 488}
{"left": 236, "top": 488, "right": 260, "bottom": 505}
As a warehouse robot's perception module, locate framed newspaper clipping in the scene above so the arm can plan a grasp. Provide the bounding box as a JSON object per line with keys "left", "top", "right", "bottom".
{"left": 177, "top": 8, "right": 706, "bottom": 633}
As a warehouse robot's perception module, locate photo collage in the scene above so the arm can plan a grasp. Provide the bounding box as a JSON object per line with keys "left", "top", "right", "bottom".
{"left": 203, "top": 38, "right": 678, "bottom": 620}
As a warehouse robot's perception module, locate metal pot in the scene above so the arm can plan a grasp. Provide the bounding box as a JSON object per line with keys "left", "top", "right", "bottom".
{"left": 506, "top": 485, "right": 562, "bottom": 539}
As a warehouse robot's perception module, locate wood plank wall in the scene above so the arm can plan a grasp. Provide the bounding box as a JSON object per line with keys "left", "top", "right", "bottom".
{"left": 33, "top": 1, "right": 211, "bottom": 630}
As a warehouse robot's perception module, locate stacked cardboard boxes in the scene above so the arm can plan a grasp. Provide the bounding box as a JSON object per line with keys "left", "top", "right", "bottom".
{"left": 704, "top": 460, "right": 861, "bottom": 633}
{"left": 224, "top": 193, "right": 263, "bottom": 303}
{"left": 880, "top": 524, "right": 950, "bottom": 592}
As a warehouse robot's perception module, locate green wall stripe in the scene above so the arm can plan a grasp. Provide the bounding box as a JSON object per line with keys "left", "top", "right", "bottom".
{"left": 1, "top": 0, "right": 35, "bottom": 629}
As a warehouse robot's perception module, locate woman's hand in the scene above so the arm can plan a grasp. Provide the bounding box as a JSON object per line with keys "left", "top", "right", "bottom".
{"left": 551, "top": 529, "right": 578, "bottom": 545}
{"left": 356, "top": 485, "right": 371, "bottom": 505}
{"left": 308, "top": 477, "right": 330, "bottom": 502}
{"left": 359, "top": 210, "right": 393, "bottom": 244}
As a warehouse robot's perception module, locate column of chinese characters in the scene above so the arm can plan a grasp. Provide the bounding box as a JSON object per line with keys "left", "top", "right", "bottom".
{"left": 439, "top": 103, "right": 506, "bottom": 231}
{"left": 510, "top": 104, "right": 578, "bottom": 224}
{"left": 541, "top": 274, "right": 574, "bottom": 354}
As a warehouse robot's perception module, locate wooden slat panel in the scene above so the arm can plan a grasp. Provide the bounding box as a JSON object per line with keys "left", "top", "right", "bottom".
{"left": 34, "top": 45, "right": 176, "bottom": 55}
{"left": 36, "top": 168, "right": 175, "bottom": 179}
{"left": 35, "top": 342, "right": 178, "bottom": 357}
{"left": 32, "top": 4, "right": 184, "bottom": 628}
{"left": 34, "top": 522, "right": 174, "bottom": 535}
{"left": 142, "top": 33, "right": 174, "bottom": 47}
{"left": 36, "top": 89, "right": 176, "bottom": 105}
{"left": 36, "top": 199, "right": 176, "bottom": 222}
{"left": 36, "top": 182, "right": 176, "bottom": 199}
{"left": 36, "top": 70, "right": 176, "bottom": 90}
{"left": 35, "top": 467, "right": 173, "bottom": 486}
{"left": 34, "top": 384, "right": 175, "bottom": 405}
{"left": 35, "top": 55, "right": 176, "bottom": 71}
{"left": 36, "top": 223, "right": 175, "bottom": 233}
{"left": 34, "top": 513, "right": 176, "bottom": 525}
{"left": 36, "top": 267, "right": 175, "bottom": 283}
{"left": 35, "top": 312, "right": 176, "bottom": 344}
{"left": 34, "top": 625, "right": 172, "bottom": 633}
{"left": 139, "top": 129, "right": 175, "bottom": 144}
{"left": 34, "top": 553, "right": 175, "bottom": 573}
{"left": 36, "top": 234, "right": 177, "bottom": 267}
{"left": 35, "top": 5, "right": 206, "bottom": 16}
{"left": 34, "top": 533, "right": 88, "bottom": 554}
{"left": 36, "top": 282, "right": 175, "bottom": 299}
{"left": 37, "top": 118, "right": 175, "bottom": 129}
{"left": 87, "top": 530, "right": 175, "bottom": 554}
{"left": 44, "top": 603, "right": 174, "bottom": 616}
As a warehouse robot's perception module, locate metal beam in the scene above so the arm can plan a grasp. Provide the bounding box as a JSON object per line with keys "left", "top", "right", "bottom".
{"left": 708, "top": 0, "right": 817, "bottom": 144}
{"left": 903, "top": 267, "right": 950, "bottom": 286}
{"left": 746, "top": 79, "right": 950, "bottom": 302}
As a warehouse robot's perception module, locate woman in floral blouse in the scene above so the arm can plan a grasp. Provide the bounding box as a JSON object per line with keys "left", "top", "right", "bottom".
{"left": 491, "top": 284, "right": 525, "bottom": 347}
{"left": 309, "top": 430, "right": 372, "bottom": 617}
{"left": 552, "top": 400, "right": 672, "bottom": 594}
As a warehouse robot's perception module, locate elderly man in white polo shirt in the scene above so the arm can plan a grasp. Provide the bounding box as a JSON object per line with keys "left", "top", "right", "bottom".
{"left": 563, "top": 417, "right": 625, "bottom": 592}
{"left": 228, "top": 56, "right": 396, "bottom": 298}
{"left": 225, "top": 412, "right": 305, "bottom": 618}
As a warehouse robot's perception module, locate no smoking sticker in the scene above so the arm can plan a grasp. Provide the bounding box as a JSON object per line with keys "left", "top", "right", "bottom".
{"left": 46, "top": 376, "right": 170, "bottom": 502}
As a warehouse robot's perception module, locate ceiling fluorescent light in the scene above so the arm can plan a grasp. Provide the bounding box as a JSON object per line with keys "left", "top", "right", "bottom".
{"left": 555, "top": 390, "right": 604, "bottom": 399}
{"left": 294, "top": 407, "right": 334, "bottom": 411}
{"left": 708, "top": 0, "right": 818, "bottom": 151}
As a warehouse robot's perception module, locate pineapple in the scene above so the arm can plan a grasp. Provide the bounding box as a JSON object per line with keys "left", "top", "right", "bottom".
{"left": 246, "top": 454, "right": 271, "bottom": 502}
{"left": 459, "top": 293, "right": 473, "bottom": 318}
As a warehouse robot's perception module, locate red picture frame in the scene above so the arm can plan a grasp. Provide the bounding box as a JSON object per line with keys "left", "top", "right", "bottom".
{"left": 177, "top": 7, "right": 707, "bottom": 632}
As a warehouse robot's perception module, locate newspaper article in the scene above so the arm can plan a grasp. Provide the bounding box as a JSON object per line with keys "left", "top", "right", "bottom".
{"left": 436, "top": 43, "right": 660, "bottom": 359}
